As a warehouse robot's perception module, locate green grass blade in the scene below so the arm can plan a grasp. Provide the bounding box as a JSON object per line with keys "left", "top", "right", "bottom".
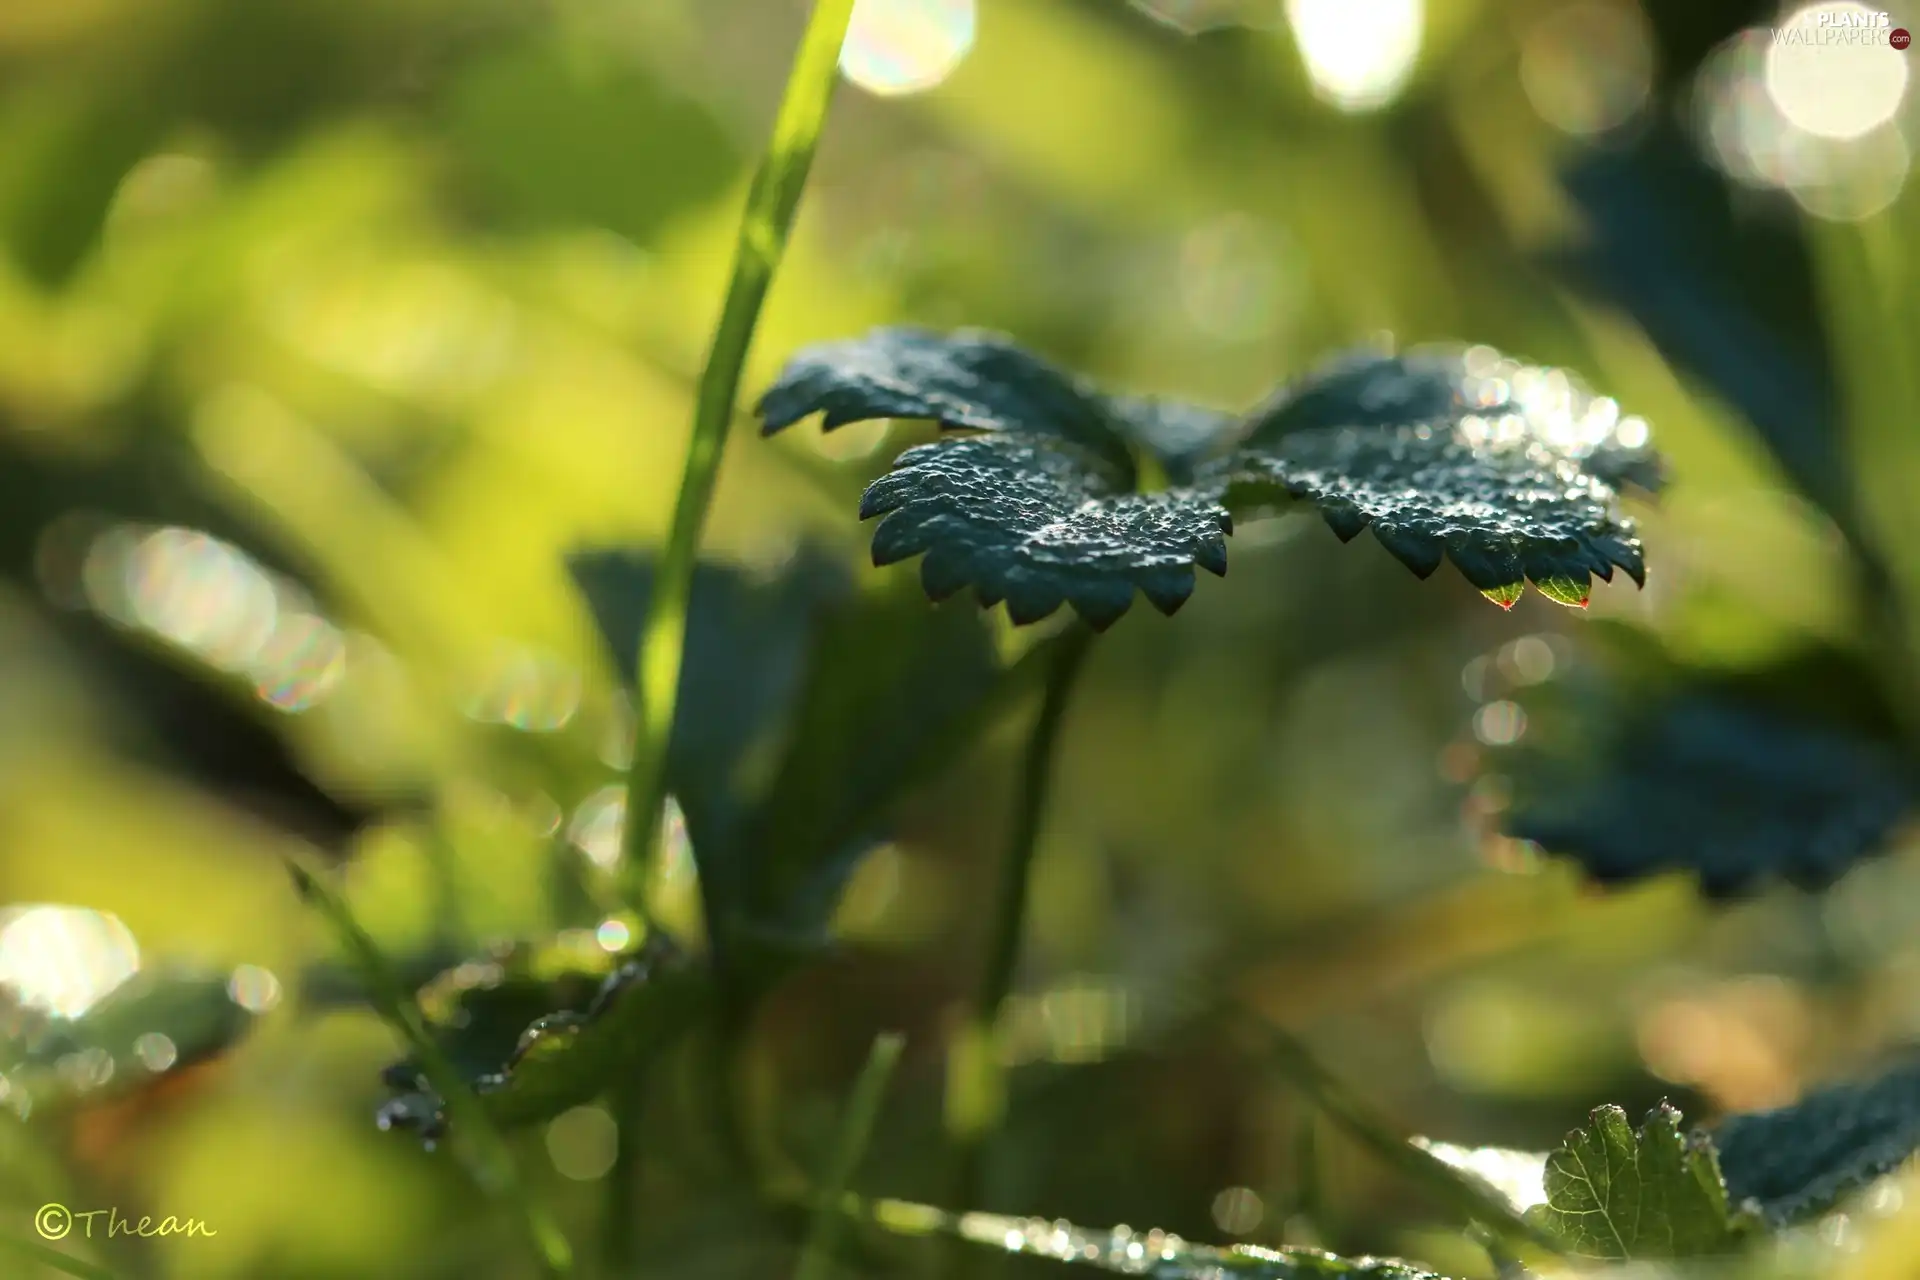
{"left": 286, "top": 854, "right": 574, "bottom": 1278}
{"left": 617, "top": 0, "right": 859, "bottom": 916}
{"left": 796, "top": 1031, "right": 907, "bottom": 1280}
{"left": 1234, "top": 1009, "right": 1563, "bottom": 1258}
{"left": 0, "top": 1230, "right": 126, "bottom": 1280}
{"left": 603, "top": 2, "right": 856, "bottom": 1265}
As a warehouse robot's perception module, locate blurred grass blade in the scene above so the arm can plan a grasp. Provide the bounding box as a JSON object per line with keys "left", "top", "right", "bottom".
{"left": 797, "top": 1031, "right": 906, "bottom": 1280}
{"left": 618, "top": 0, "right": 858, "bottom": 915}
{"left": 285, "top": 853, "right": 575, "bottom": 1278}
{"left": 0, "top": 1231, "right": 126, "bottom": 1280}
{"left": 1234, "top": 1010, "right": 1563, "bottom": 1258}
{"left": 1806, "top": 210, "right": 1920, "bottom": 747}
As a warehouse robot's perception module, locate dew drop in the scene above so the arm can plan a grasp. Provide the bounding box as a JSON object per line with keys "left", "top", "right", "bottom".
{"left": 1480, "top": 581, "right": 1525, "bottom": 610}
{"left": 1534, "top": 576, "right": 1592, "bottom": 609}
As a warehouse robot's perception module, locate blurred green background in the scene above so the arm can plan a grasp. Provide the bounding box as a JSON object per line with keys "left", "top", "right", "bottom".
{"left": 3, "top": 0, "right": 1920, "bottom": 1276}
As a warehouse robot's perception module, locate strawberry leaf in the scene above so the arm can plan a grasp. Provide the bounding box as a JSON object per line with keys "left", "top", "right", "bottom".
{"left": 1529, "top": 1102, "right": 1753, "bottom": 1260}
{"left": 758, "top": 329, "right": 1657, "bottom": 626}
{"left": 1498, "top": 637, "right": 1916, "bottom": 896}
{"left": 1212, "top": 347, "right": 1657, "bottom": 610}
{"left": 1714, "top": 1059, "right": 1920, "bottom": 1227}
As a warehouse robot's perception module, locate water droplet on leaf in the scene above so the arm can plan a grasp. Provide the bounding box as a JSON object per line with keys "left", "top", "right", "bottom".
{"left": 1481, "top": 581, "right": 1525, "bottom": 610}
{"left": 1535, "top": 576, "right": 1592, "bottom": 609}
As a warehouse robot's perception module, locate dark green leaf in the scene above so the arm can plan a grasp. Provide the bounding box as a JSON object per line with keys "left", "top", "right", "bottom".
{"left": 1, "top": 966, "right": 257, "bottom": 1115}
{"left": 570, "top": 549, "right": 1024, "bottom": 1002}
{"left": 1214, "top": 347, "right": 1657, "bottom": 611}
{"left": 566, "top": 546, "right": 850, "bottom": 859}
{"left": 758, "top": 329, "right": 1658, "bottom": 625}
{"left": 1528, "top": 1102, "right": 1750, "bottom": 1260}
{"left": 376, "top": 927, "right": 707, "bottom": 1141}
{"left": 1714, "top": 1059, "right": 1920, "bottom": 1226}
{"left": 757, "top": 328, "right": 1139, "bottom": 469}
{"left": 727, "top": 578, "right": 1002, "bottom": 973}
{"left": 1499, "top": 636, "right": 1916, "bottom": 896}
{"left": 858, "top": 433, "right": 1228, "bottom": 628}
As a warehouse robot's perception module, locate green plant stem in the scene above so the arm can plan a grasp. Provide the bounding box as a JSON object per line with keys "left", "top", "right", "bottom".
{"left": 944, "top": 625, "right": 1095, "bottom": 1225}
{"left": 1233, "top": 1008, "right": 1562, "bottom": 1259}
{"left": 797, "top": 1032, "right": 906, "bottom": 1280}
{"left": 616, "top": 0, "right": 856, "bottom": 921}
{"left": 286, "top": 854, "right": 574, "bottom": 1278}
{"left": 0, "top": 1231, "right": 125, "bottom": 1280}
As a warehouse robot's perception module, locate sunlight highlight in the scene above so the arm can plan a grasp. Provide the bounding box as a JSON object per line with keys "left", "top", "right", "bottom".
{"left": 0, "top": 905, "right": 140, "bottom": 1019}
{"left": 1698, "top": 26, "right": 1912, "bottom": 221}
{"left": 1285, "top": 0, "right": 1424, "bottom": 112}
{"left": 1766, "top": 3, "right": 1908, "bottom": 140}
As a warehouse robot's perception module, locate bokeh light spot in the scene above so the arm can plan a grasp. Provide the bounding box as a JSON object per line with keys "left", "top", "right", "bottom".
{"left": 0, "top": 906, "right": 140, "bottom": 1019}
{"left": 1698, "top": 26, "right": 1913, "bottom": 220}
{"left": 1766, "top": 4, "right": 1909, "bottom": 140}
{"left": 841, "top": 0, "right": 976, "bottom": 97}
{"left": 1209, "top": 1186, "right": 1265, "bottom": 1235}
{"left": 1473, "top": 700, "right": 1527, "bottom": 746}
{"left": 546, "top": 1104, "right": 619, "bottom": 1181}
{"left": 133, "top": 1031, "right": 179, "bottom": 1073}
{"left": 1520, "top": 2, "right": 1655, "bottom": 137}
{"left": 227, "top": 964, "right": 283, "bottom": 1014}
{"left": 1285, "top": 0, "right": 1424, "bottom": 112}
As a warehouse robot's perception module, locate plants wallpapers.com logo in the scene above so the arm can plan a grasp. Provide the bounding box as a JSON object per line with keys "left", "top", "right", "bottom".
{"left": 1770, "top": 7, "right": 1912, "bottom": 46}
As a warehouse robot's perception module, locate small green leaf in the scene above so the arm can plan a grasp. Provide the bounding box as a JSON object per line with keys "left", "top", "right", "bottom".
{"left": 1498, "top": 635, "right": 1916, "bottom": 896}
{"left": 1714, "top": 1059, "right": 1920, "bottom": 1226}
{"left": 1529, "top": 1102, "right": 1750, "bottom": 1260}
{"left": 376, "top": 928, "right": 707, "bottom": 1141}
{"left": 757, "top": 330, "right": 1657, "bottom": 626}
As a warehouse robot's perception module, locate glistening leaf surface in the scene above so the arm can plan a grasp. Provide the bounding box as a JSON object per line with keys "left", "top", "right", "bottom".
{"left": 1714, "top": 1059, "right": 1920, "bottom": 1226}
{"left": 1214, "top": 348, "right": 1656, "bottom": 610}
{"left": 860, "top": 1196, "right": 1455, "bottom": 1278}
{"left": 376, "top": 928, "right": 707, "bottom": 1141}
{"left": 1529, "top": 1103, "right": 1747, "bottom": 1260}
{"left": 758, "top": 329, "right": 1658, "bottom": 625}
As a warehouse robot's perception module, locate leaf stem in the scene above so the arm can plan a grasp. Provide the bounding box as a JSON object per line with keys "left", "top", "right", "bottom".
{"left": 797, "top": 1032, "right": 907, "bottom": 1280}
{"left": 286, "top": 854, "right": 574, "bottom": 1278}
{"left": 1233, "top": 1009, "right": 1563, "bottom": 1259}
{"left": 616, "top": 0, "right": 856, "bottom": 919}
{"left": 945, "top": 625, "right": 1095, "bottom": 1225}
